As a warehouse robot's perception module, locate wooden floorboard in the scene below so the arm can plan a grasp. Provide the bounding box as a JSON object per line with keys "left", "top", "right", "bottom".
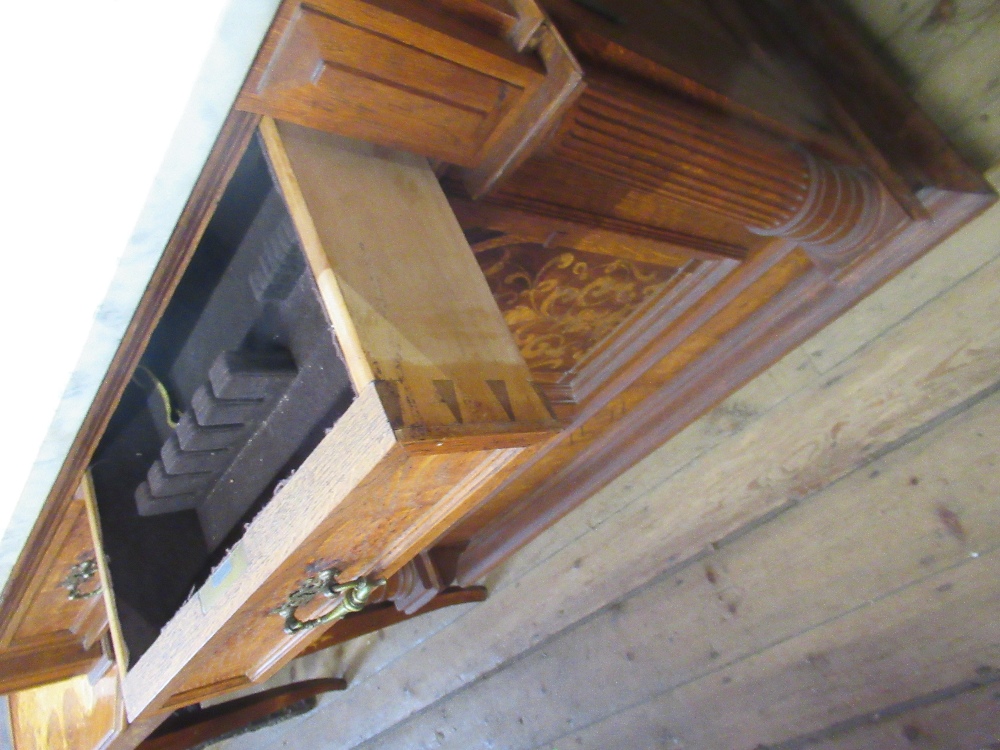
{"left": 544, "top": 551, "right": 1000, "bottom": 750}
{"left": 882, "top": 0, "right": 1000, "bottom": 80}
{"left": 911, "top": 8, "right": 1000, "bottom": 137}
{"left": 806, "top": 683, "right": 1000, "bottom": 750}
{"left": 337, "top": 387, "right": 1000, "bottom": 750}
{"left": 952, "top": 89, "right": 1000, "bottom": 170}
{"left": 801, "top": 168, "right": 1000, "bottom": 373}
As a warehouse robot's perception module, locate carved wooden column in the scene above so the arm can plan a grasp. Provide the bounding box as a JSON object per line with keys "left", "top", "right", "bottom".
{"left": 491, "top": 72, "right": 897, "bottom": 268}
{"left": 747, "top": 152, "right": 893, "bottom": 268}
{"left": 549, "top": 79, "right": 814, "bottom": 231}
{"left": 236, "top": 0, "right": 903, "bottom": 269}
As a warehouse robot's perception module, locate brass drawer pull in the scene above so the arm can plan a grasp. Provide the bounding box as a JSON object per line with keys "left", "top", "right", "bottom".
{"left": 275, "top": 569, "right": 385, "bottom": 635}
{"left": 61, "top": 558, "right": 102, "bottom": 600}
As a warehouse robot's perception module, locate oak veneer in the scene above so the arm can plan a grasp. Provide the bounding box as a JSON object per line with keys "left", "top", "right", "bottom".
{"left": 434, "top": 0, "right": 994, "bottom": 580}
{"left": 259, "top": 119, "right": 557, "bottom": 449}
{"left": 133, "top": 588, "right": 482, "bottom": 750}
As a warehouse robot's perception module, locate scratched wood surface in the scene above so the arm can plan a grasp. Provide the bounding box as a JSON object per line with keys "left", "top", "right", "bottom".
{"left": 553, "top": 549, "right": 1000, "bottom": 749}
{"left": 807, "top": 684, "right": 1000, "bottom": 750}
{"left": 217, "top": 5, "right": 1000, "bottom": 743}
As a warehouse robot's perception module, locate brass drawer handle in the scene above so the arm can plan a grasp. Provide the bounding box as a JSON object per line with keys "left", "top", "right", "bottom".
{"left": 275, "top": 569, "right": 385, "bottom": 635}
{"left": 61, "top": 558, "right": 102, "bottom": 600}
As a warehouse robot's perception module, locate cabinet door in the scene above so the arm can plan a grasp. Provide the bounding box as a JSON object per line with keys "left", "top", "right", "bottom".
{"left": 0, "top": 483, "right": 108, "bottom": 694}
{"left": 8, "top": 664, "right": 125, "bottom": 750}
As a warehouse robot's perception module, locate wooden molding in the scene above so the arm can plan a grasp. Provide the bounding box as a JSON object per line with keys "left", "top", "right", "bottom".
{"left": 749, "top": 151, "right": 901, "bottom": 270}
{"left": 0, "top": 638, "right": 105, "bottom": 696}
{"left": 238, "top": 0, "right": 548, "bottom": 167}
{"left": 544, "top": 72, "right": 814, "bottom": 230}
{"left": 780, "top": 0, "right": 993, "bottom": 203}
{"left": 460, "top": 10, "right": 584, "bottom": 196}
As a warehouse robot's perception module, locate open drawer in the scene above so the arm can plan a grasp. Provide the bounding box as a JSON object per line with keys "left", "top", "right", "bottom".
{"left": 85, "top": 118, "right": 557, "bottom": 729}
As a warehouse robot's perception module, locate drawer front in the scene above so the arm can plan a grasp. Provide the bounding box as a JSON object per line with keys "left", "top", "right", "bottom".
{"left": 0, "top": 483, "right": 108, "bottom": 694}
{"left": 237, "top": 0, "right": 544, "bottom": 166}
{"left": 123, "top": 400, "right": 521, "bottom": 717}
{"left": 11, "top": 495, "right": 105, "bottom": 645}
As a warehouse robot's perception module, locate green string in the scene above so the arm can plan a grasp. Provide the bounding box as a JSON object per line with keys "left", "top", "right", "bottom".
{"left": 133, "top": 365, "right": 179, "bottom": 429}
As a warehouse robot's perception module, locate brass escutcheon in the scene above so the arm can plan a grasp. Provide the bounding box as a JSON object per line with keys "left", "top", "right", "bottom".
{"left": 61, "top": 558, "right": 102, "bottom": 601}
{"left": 274, "top": 568, "right": 385, "bottom": 635}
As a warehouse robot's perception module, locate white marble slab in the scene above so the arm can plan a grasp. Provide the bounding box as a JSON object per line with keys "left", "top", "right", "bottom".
{"left": 0, "top": 0, "right": 282, "bottom": 593}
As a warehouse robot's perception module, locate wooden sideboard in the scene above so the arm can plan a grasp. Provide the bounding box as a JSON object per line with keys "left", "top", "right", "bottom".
{"left": 1, "top": 1, "right": 992, "bottom": 748}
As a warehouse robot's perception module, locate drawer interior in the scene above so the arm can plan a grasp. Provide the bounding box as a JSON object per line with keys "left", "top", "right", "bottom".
{"left": 89, "top": 135, "right": 356, "bottom": 668}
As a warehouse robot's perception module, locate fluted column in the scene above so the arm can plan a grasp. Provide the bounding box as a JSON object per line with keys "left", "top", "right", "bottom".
{"left": 748, "top": 151, "right": 892, "bottom": 267}
{"left": 546, "top": 76, "right": 892, "bottom": 266}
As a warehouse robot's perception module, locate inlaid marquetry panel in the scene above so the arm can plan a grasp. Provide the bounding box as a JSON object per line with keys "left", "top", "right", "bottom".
{"left": 478, "top": 243, "right": 686, "bottom": 379}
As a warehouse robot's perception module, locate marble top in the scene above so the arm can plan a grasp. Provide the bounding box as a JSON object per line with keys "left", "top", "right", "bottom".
{"left": 0, "top": 0, "right": 281, "bottom": 594}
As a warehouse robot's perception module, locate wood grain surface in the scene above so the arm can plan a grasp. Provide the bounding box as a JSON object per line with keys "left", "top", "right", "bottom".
{"left": 353, "top": 387, "right": 1000, "bottom": 749}
{"left": 79, "top": 473, "right": 129, "bottom": 678}
{"left": 260, "top": 117, "right": 558, "bottom": 449}
{"left": 205, "top": 5, "right": 1000, "bottom": 747}
{"left": 1, "top": 3, "right": 995, "bottom": 749}
{"left": 806, "top": 684, "right": 1000, "bottom": 750}
{"left": 9, "top": 668, "right": 123, "bottom": 750}
{"left": 238, "top": 0, "right": 545, "bottom": 166}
